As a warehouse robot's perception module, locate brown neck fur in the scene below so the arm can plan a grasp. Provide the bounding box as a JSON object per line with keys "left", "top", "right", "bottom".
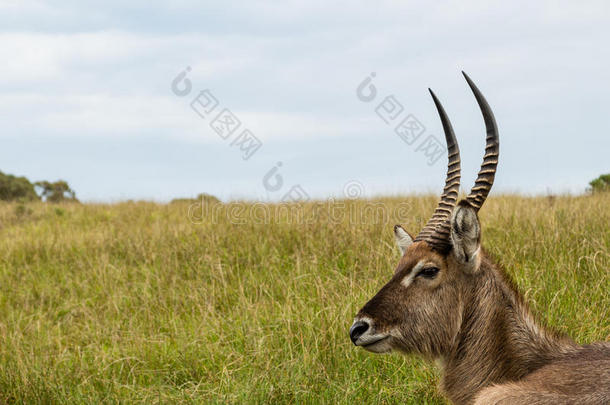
{"left": 440, "top": 250, "right": 577, "bottom": 405}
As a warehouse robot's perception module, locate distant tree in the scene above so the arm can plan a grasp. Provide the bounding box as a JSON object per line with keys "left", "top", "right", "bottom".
{"left": 35, "top": 180, "right": 78, "bottom": 202}
{"left": 0, "top": 171, "right": 40, "bottom": 202}
{"left": 588, "top": 174, "right": 610, "bottom": 194}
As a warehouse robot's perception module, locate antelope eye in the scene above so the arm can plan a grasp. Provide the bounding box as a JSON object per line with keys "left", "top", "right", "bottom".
{"left": 418, "top": 266, "right": 439, "bottom": 279}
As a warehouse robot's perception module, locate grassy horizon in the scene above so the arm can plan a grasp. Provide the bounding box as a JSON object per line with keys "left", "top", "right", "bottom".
{"left": 0, "top": 195, "right": 608, "bottom": 403}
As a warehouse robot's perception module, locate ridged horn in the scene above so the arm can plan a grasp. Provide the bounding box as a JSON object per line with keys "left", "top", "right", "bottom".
{"left": 462, "top": 71, "right": 499, "bottom": 211}
{"left": 414, "top": 89, "right": 461, "bottom": 249}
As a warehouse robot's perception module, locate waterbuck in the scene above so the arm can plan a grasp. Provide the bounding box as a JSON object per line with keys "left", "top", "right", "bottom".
{"left": 349, "top": 72, "right": 610, "bottom": 404}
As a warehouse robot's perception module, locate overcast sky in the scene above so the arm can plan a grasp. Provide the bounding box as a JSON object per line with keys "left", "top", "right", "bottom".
{"left": 1, "top": 1, "right": 609, "bottom": 202}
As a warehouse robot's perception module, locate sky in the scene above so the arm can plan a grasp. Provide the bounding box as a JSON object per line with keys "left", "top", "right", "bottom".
{"left": 0, "top": 0, "right": 609, "bottom": 202}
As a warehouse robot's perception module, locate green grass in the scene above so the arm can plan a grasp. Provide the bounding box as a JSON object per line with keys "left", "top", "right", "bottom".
{"left": 0, "top": 195, "right": 607, "bottom": 404}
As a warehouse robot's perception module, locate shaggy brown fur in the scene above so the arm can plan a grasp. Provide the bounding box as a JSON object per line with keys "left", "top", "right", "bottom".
{"left": 444, "top": 252, "right": 610, "bottom": 404}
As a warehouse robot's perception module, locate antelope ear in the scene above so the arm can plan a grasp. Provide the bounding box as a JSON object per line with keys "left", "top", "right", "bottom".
{"left": 450, "top": 201, "right": 481, "bottom": 273}
{"left": 394, "top": 225, "right": 413, "bottom": 255}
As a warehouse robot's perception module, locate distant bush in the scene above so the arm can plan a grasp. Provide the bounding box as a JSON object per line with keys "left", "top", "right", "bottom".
{"left": 14, "top": 203, "right": 33, "bottom": 218}
{"left": 171, "top": 193, "right": 221, "bottom": 204}
{"left": 588, "top": 174, "right": 610, "bottom": 194}
{"left": 0, "top": 171, "right": 40, "bottom": 202}
{"left": 170, "top": 198, "right": 192, "bottom": 204}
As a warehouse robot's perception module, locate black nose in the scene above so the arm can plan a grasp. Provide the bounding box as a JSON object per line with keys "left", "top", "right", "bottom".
{"left": 349, "top": 320, "right": 370, "bottom": 344}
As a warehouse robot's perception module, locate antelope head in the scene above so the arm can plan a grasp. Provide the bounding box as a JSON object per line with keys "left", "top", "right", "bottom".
{"left": 350, "top": 72, "right": 499, "bottom": 357}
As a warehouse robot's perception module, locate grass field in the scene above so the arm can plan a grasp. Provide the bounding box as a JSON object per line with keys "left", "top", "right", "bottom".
{"left": 0, "top": 195, "right": 608, "bottom": 404}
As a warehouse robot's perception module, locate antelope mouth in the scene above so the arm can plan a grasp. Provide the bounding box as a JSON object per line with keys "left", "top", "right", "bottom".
{"left": 360, "top": 335, "right": 391, "bottom": 353}
{"left": 361, "top": 336, "right": 389, "bottom": 347}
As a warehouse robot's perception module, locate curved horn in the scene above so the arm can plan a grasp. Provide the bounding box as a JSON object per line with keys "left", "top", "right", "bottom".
{"left": 462, "top": 71, "right": 499, "bottom": 211}
{"left": 414, "top": 89, "right": 461, "bottom": 248}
